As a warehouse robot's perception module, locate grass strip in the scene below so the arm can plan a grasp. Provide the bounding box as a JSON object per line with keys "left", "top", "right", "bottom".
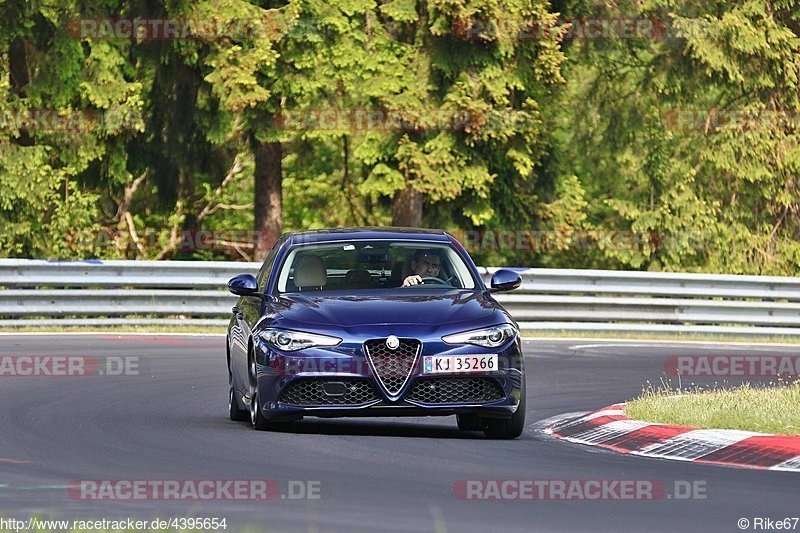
{"left": 626, "top": 380, "right": 800, "bottom": 436}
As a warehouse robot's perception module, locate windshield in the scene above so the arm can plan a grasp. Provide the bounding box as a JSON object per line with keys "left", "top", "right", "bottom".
{"left": 275, "top": 241, "right": 477, "bottom": 293}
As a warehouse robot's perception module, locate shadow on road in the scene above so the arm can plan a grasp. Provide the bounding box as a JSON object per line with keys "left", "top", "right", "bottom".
{"left": 224, "top": 416, "right": 520, "bottom": 439}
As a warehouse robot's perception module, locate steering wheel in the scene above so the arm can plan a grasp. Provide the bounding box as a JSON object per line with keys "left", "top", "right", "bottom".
{"left": 421, "top": 276, "right": 449, "bottom": 285}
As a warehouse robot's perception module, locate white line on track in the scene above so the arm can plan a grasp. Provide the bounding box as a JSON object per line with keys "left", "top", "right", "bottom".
{"left": 528, "top": 412, "right": 589, "bottom": 432}
{"left": 522, "top": 336, "right": 800, "bottom": 348}
{"left": 0, "top": 332, "right": 224, "bottom": 337}
{"left": 566, "top": 343, "right": 787, "bottom": 351}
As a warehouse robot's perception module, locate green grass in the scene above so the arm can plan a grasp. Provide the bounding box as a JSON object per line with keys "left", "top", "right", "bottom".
{"left": 626, "top": 379, "right": 800, "bottom": 436}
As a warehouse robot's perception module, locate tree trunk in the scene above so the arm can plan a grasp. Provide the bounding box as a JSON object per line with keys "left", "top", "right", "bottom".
{"left": 9, "top": 36, "right": 33, "bottom": 146}
{"left": 391, "top": 183, "right": 422, "bottom": 227}
{"left": 254, "top": 141, "right": 282, "bottom": 261}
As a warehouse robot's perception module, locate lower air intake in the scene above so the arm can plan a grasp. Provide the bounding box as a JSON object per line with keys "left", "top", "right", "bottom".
{"left": 279, "top": 379, "right": 379, "bottom": 406}
{"left": 406, "top": 377, "right": 505, "bottom": 404}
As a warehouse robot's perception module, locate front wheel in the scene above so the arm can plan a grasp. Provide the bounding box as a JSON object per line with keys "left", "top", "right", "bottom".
{"left": 229, "top": 356, "right": 249, "bottom": 422}
{"left": 249, "top": 389, "right": 271, "bottom": 431}
{"left": 248, "top": 354, "right": 270, "bottom": 430}
{"left": 229, "top": 385, "right": 249, "bottom": 422}
{"left": 483, "top": 393, "right": 526, "bottom": 439}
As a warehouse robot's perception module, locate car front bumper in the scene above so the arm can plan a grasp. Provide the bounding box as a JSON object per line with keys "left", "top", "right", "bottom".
{"left": 251, "top": 331, "right": 525, "bottom": 421}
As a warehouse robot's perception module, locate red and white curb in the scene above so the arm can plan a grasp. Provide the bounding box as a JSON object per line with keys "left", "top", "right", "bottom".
{"left": 544, "top": 403, "right": 800, "bottom": 472}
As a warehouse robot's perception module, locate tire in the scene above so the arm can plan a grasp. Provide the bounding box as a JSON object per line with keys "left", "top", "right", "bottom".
{"left": 228, "top": 354, "right": 249, "bottom": 422}
{"left": 248, "top": 352, "right": 270, "bottom": 431}
{"left": 483, "top": 393, "right": 526, "bottom": 439}
{"left": 229, "top": 384, "right": 249, "bottom": 422}
{"left": 250, "top": 389, "right": 295, "bottom": 432}
{"left": 456, "top": 413, "right": 483, "bottom": 431}
{"left": 249, "top": 389, "right": 271, "bottom": 431}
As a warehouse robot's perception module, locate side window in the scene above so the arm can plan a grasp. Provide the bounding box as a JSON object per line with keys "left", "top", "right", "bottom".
{"left": 256, "top": 240, "right": 282, "bottom": 291}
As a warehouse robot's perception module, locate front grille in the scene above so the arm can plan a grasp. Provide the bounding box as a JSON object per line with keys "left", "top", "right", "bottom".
{"left": 364, "top": 338, "right": 421, "bottom": 397}
{"left": 407, "top": 377, "right": 505, "bottom": 404}
{"left": 279, "top": 379, "right": 379, "bottom": 406}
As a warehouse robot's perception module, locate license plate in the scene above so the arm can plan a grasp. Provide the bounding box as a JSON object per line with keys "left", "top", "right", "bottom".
{"left": 423, "top": 355, "right": 498, "bottom": 374}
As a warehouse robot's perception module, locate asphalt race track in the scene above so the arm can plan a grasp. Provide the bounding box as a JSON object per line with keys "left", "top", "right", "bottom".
{"left": 0, "top": 335, "right": 797, "bottom": 532}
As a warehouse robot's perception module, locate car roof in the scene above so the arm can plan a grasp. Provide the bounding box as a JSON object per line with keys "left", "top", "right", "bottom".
{"left": 284, "top": 227, "right": 451, "bottom": 244}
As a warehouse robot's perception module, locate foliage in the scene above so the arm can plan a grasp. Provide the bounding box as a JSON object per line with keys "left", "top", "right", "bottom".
{"left": 0, "top": 0, "right": 798, "bottom": 275}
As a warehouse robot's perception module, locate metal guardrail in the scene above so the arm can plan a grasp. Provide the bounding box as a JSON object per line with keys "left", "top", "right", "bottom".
{"left": 2, "top": 259, "right": 800, "bottom": 336}
{"left": 0, "top": 259, "right": 252, "bottom": 288}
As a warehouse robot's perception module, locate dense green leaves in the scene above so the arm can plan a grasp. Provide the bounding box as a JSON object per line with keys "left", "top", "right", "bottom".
{"left": 1, "top": 0, "right": 798, "bottom": 274}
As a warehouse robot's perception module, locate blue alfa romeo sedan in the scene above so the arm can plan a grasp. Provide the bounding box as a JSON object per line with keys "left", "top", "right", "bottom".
{"left": 226, "top": 227, "right": 526, "bottom": 438}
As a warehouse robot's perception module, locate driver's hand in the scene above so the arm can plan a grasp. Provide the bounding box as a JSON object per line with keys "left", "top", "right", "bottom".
{"left": 402, "top": 275, "right": 422, "bottom": 287}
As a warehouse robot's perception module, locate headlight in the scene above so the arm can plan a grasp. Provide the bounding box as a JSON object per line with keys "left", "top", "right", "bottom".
{"left": 442, "top": 324, "right": 517, "bottom": 348}
{"left": 259, "top": 328, "right": 342, "bottom": 352}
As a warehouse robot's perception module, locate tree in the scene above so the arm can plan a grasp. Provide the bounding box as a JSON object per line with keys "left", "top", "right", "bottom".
{"left": 0, "top": 0, "right": 145, "bottom": 258}
{"left": 539, "top": 0, "right": 800, "bottom": 274}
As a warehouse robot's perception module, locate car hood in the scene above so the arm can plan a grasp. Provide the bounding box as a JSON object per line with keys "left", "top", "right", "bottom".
{"left": 272, "top": 291, "right": 497, "bottom": 327}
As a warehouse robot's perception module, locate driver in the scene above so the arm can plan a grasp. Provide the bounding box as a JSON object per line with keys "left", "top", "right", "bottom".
{"left": 402, "top": 249, "right": 446, "bottom": 287}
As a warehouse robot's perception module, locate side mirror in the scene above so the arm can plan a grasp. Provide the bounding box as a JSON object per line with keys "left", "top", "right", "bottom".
{"left": 227, "top": 274, "right": 259, "bottom": 297}
{"left": 489, "top": 269, "right": 522, "bottom": 292}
